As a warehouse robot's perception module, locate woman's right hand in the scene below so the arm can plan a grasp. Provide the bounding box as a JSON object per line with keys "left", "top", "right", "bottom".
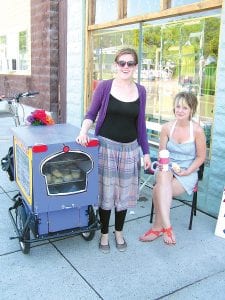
{"left": 76, "top": 119, "right": 93, "bottom": 146}
{"left": 76, "top": 133, "right": 90, "bottom": 146}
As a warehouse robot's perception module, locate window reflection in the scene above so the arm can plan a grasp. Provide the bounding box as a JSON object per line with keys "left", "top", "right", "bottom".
{"left": 19, "top": 31, "right": 28, "bottom": 71}
{"left": 91, "top": 13, "right": 221, "bottom": 154}
{"left": 171, "top": 0, "right": 206, "bottom": 7}
{"left": 0, "top": 0, "right": 30, "bottom": 74}
{"left": 95, "top": 0, "right": 117, "bottom": 24}
{"left": 93, "top": 25, "right": 139, "bottom": 81}
{"left": 0, "top": 36, "right": 7, "bottom": 72}
{"left": 127, "top": 0, "right": 160, "bottom": 17}
{"left": 142, "top": 15, "right": 220, "bottom": 149}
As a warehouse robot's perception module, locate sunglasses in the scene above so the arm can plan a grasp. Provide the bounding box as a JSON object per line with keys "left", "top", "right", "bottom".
{"left": 117, "top": 60, "right": 136, "bottom": 68}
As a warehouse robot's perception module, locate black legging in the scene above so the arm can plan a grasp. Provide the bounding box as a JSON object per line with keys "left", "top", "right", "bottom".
{"left": 99, "top": 207, "right": 127, "bottom": 234}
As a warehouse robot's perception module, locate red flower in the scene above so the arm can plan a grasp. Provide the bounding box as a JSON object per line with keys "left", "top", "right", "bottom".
{"left": 27, "top": 109, "right": 55, "bottom": 126}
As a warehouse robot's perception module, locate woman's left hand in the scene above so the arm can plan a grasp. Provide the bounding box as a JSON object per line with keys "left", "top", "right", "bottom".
{"left": 175, "top": 168, "right": 190, "bottom": 176}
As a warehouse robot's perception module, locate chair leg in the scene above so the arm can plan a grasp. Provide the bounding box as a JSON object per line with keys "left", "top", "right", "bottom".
{"left": 150, "top": 190, "right": 198, "bottom": 229}
{"left": 193, "top": 192, "right": 197, "bottom": 216}
{"left": 189, "top": 191, "right": 197, "bottom": 230}
{"left": 150, "top": 201, "right": 154, "bottom": 223}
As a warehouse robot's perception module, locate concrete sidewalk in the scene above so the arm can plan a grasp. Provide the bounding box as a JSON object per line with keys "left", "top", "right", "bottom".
{"left": 1, "top": 117, "right": 225, "bottom": 300}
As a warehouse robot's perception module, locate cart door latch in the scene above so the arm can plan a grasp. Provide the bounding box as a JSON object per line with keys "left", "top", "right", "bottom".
{"left": 61, "top": 204, "right": 75, "bottom": 209}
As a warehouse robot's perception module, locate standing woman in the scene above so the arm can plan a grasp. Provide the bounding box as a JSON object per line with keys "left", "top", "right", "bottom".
{"left": 76, "top": 48, "right": 151, "bottom": 253}
{"left": 139, "top": 92, "right": 206, "bottom": 245}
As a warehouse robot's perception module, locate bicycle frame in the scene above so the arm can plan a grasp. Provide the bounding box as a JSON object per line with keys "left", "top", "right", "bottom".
{"left": 7, "top": 101, "right": 24, "bottom": 127}
{"left": 0, "top": 91, "right": 39, "bottom": 181}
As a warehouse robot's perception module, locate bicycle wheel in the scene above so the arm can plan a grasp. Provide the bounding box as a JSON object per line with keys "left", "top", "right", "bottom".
{"left": 17, "top": 204, "right": 30, "bottom": 254}
{"left": 81, "top": 205, "right": 96, "bottom": 241}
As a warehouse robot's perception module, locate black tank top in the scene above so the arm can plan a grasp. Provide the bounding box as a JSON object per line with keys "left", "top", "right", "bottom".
{"left": 99, "top": 94, "right": 139, "bottom": 143}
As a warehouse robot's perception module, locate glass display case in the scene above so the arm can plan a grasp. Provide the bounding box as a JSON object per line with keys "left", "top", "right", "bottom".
{"left": 41, "top": 151, "right": 93, "bottom": 195}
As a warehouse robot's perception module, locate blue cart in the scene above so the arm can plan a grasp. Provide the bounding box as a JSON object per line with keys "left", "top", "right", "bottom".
{"left": 9, "top": 124, "right": 100, "bottom": 254}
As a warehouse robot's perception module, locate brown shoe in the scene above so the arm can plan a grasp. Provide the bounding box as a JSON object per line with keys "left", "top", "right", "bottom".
{"left": 99, "top": 241, "right": 110, "bottom": 254}
{"left": 115, "top": 238, "right": 127, "bottom": 252}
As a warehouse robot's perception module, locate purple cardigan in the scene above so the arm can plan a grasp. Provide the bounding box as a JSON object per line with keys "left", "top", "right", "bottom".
{"left": 85, "top": 79, "right": 149, "bottom": 155}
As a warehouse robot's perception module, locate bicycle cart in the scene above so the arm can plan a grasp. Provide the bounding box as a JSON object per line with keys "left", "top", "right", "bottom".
{"left": 8, "top": 123, "right": 100, "bottom": 254}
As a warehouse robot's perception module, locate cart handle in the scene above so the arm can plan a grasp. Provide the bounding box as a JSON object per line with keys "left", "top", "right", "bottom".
{"left": 32, "top": 144, "right": 48, "bottom": 153}
{"left": 86, "top": 139, "right": 99, "bottom": 147}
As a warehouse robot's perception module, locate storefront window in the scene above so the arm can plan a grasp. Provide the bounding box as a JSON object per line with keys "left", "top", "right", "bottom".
{"left": 0, "top": 36, "right": 7, "bottom": 72}
{"left": 171, "top": 0, "right": 206, "bottom": 7}
{"left": 0, "top": 0, "right": 30, "bottom": 74}
{"left": 127, "top": 0, "right": 160, "bottom": 17}
{"left": 19, "top": 31, "right": 28, "bottom": 70}
{"left": 142, "top": 13, "right": 220, "bottom": 150}
{"left": 91, "top": 11, "right": 220, "bottom": 156}
{"left": 95, "top": 0, "right": 117, "bottom": 24}
{"left": 142, "top": 18, "right": 205, "bottom": 123}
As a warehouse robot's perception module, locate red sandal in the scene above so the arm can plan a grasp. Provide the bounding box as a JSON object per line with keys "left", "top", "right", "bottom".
{"left": 163, "top": 226, "right": 176, "bottom": 245}
{"left": 139, "top": 228, "right": 164, "bottom": 242}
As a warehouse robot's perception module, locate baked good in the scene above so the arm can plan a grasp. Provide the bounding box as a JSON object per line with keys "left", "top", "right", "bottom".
{"left": 53, "top": 176, "right": 64, "bottom": 184}
{"left": 52, "top": 168, "right": 63, "bottom": 178}
{"left": 63, "top": 174, "right": 73, "bottom": 182}
{"left": 71, "top": 169, "right": 81, "bottom": 179}
{"left": 46, "top": 174, "right": 52, "bottom": 183}
{"left": 172, "top": 162, "right": 181, "bottom": 173}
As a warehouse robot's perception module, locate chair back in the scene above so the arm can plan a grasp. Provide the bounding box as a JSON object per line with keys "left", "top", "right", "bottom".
{"left": 197, "top": 163, "right": 204, "bottom": 181}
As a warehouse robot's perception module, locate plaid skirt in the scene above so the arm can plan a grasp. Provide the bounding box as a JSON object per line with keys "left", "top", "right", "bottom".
{"left": 98, "top": 136, "right": 141, "bottom": 211}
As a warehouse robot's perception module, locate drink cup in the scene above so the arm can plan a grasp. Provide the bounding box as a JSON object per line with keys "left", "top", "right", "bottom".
{"left": 151, "top": 149, "right": 170, "bottom": 172}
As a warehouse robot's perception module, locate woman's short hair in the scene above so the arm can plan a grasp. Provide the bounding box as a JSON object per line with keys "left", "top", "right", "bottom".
{"left": 114, "top": 48, "right": 138, "bottom": 65}
{"left": 173, "top": 92, "right": 198, "bottom": 118}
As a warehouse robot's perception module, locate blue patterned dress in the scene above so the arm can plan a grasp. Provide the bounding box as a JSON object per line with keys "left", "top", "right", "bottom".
{"left": 167, "top": 121, "right": 198, "bottom": 195}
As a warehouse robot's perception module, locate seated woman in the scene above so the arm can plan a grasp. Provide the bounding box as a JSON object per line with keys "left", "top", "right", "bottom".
{"left": 139, "top": 91, "right": 206, "bottom": 245}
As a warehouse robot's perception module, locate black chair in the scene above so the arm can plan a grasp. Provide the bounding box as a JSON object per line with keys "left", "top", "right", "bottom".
{"left": 139, "top": 157, "right": 158, "bottom": 192}
{"left": 150, "top": 163, "right": 204, "bottom": 230}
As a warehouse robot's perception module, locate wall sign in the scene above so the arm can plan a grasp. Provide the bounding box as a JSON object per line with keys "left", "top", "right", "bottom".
{"left": 215, "top": 187, "right": 225, "bottom": 239}
{"left": 15, "top": 144, "right": 30, "bottom": 197}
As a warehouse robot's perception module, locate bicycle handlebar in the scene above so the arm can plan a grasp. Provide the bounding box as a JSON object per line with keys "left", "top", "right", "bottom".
{"left": 22, "top": 91, "right": 39, "bottom": 97}
{"left": 0, "top": 91, "right": 39, "bottom": 102}
{"left": 15, "top": 91, "right": 39, "bottom": 101}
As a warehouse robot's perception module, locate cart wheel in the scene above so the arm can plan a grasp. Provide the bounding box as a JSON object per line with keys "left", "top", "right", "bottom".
{"left": 17, "top": 205, "right": 30, "bottom": 254}
{"left": 81, "top": 206, "right": 96, "bottom": 241}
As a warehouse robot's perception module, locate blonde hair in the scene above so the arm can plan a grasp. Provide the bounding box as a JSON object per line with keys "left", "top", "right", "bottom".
{"left": 173, "top": 92, "right": 198, "bottom": 119}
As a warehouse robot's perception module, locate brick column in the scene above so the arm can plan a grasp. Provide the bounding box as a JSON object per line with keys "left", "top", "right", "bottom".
{"left": 31, "top": 0, "right": 59, "bottom": 117}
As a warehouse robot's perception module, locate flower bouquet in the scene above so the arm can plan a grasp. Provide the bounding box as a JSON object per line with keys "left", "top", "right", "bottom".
{"left": 26, "top": 109, "right": 55, "bottom": 126}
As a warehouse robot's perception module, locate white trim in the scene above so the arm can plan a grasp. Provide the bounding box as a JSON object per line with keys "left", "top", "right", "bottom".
{"left": 146, "top": 121, "right": 162, "bottom": 147}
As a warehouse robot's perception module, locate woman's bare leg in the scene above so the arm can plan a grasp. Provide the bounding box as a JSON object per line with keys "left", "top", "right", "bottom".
{"left": 153, "top": 171, "right": 174, "bottom": 228}
{"left": 139, "top": 172, "right": 185, "bottom": 244}
{"left": 139, "top": 171, "right": 173, "bottom": 242}
{"left": 153, "top": 172, "right": 186, "bottom": 244}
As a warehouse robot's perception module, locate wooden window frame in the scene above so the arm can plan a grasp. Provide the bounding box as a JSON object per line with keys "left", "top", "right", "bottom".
{"left": 87, "top": 0, "right": 222, "bottom": 29}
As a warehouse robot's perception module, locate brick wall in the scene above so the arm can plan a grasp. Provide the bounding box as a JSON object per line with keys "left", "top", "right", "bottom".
{"left": 0, "top": 0, "right": 59, "bottom": 120}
